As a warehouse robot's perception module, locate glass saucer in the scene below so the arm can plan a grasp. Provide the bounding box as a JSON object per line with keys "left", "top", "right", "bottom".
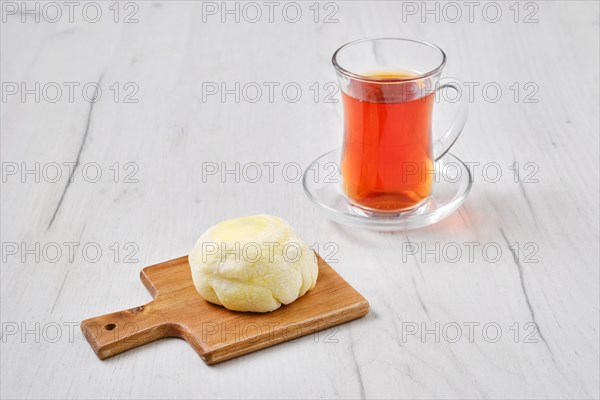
{"left": 302, "top": 149, "right": 472, "bottom": 231}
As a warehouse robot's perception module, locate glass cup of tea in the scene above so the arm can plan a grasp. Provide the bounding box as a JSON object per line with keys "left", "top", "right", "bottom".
{"left": 332, "top": 38, "right": 468, "bottom": 214}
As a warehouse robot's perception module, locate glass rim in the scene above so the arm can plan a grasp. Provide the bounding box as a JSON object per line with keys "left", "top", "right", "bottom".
{"left": 332, "top": 37, "right": 447, "bottom": 83}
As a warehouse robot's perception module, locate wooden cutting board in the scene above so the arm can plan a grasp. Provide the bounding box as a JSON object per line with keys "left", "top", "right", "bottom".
{"left": 81, "top": 254, "right": 369, "bottom": 364}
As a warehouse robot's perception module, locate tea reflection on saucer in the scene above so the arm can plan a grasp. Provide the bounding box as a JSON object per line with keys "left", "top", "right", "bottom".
{"left": 302, "top": 149, "right": 472, "bottom": 231}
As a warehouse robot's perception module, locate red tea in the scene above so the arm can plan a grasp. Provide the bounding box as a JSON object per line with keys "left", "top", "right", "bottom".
{"left": 341, "top": 71, "right": 435, "bottom": 212}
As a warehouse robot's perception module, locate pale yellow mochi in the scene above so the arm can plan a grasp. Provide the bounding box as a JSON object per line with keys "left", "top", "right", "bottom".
{"left": 188, "top": 215, "right": 318, "bottom": 312}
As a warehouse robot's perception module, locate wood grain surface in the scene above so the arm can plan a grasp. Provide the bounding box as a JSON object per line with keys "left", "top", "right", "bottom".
{"left": 81, "top": 255, "right": 369, "bottom": 364}
{"left": 1, "top": 1, "right": 598, "bottom": 398}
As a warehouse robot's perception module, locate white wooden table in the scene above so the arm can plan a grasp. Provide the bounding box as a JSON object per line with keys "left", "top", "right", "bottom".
{"left": 1, "top": 1, "right": 599, "bottom": 399}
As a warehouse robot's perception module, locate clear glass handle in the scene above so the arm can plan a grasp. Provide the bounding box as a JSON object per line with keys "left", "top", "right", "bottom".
{"left": 433, "top": 77, "right": 468, "bottom": 161}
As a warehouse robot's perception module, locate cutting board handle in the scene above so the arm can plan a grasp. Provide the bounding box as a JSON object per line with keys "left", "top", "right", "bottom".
{"left": 80, "top": 300, "right": 180, "bottom": 359}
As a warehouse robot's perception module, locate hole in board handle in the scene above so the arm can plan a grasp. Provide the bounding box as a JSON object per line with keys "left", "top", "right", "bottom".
{"left": 105, "top": 323, "right": 117, "bottom": 331}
